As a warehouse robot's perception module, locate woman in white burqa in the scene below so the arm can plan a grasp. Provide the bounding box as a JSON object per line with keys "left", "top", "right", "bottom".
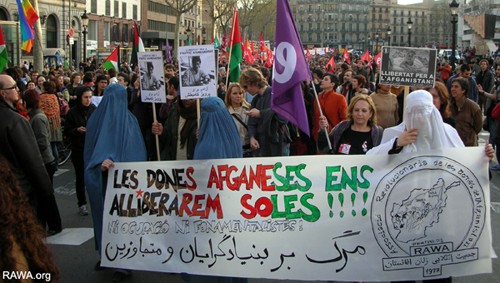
{"left": 367, "top": 89, "right": 493, "bottom": 283}
{"left": 367, "top": 89, "right": 492, "bottom": 155}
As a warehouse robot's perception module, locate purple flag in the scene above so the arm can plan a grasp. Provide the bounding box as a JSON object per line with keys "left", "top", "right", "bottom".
{"left": 271, "top": 0, "right": 311, "bottom": 137}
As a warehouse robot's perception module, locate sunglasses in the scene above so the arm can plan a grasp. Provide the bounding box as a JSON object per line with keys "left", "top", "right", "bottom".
{"left": 0, "top": 85, "right": 18, "bottom": 91}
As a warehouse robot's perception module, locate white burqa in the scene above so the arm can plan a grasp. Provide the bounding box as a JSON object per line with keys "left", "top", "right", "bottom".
{"left": 367, "top": 90, "right": 464, "bottom": 155}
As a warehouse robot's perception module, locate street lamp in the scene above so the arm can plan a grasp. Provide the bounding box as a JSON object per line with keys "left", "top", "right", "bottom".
{"left": 185, "top": 26, "right": 192, "bottom": 45}
{"left": 375, "top": 32, "right": 379, "bottom": 53}
{"left": 81, "top": 10, "right": 89, "bottom": 63}
{"left": 387, "top": 26, "right": 392, "bottom": 46}
{"left": 407, "top": 17, "right": 413, "bottom": 47}
{"left": 450, "top": 0, "right": 459, "bottom": 69}
{"left": 368, "top": 36, "right": 371, "bottom": 53}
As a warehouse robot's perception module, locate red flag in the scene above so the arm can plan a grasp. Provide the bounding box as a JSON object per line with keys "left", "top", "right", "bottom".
{"left": 343, "top": 48, "right": 350, "bottom": 64}
{"left": 228, "top": 8, "right": 243, "bottom": 82}
{"left": 373, "top": 52, "right": 382, "bottom": 66}
{"left": 243, "top": 39, "right": 255, "bottom": 64}
{"left": 326, "top": 57, "right": 335, "bottom": 72}
{"left": 259, "top": 32, "right": 267, "bottom": 52}
{"left": 264, "top": 49, "right": 274, "bottom": 68}
{"left": 374, "top": 52, "right": 382, "bottom": 66}
{"left": 361, "top": 50, "right": 372, "bottom": 62}
{"left": 306, "top": 48, "right": 312, "bottom": 61}
{"left": 130, "top": 21, "right": 140, "bottom": 66}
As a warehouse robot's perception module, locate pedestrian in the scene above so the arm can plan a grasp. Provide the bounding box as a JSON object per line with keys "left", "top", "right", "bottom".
{"left": 84, "top": 83, "right": 146, "bottom": 281}
{"left": 449, "top": 77, "right": 482, "bottom": 146}
{"left": 317, "top": 94, "right": 383, "bottom": 155}
{"left": 311, "top": 72, "right": 348, "bottom": 141}
{"left": 0, "top": 74, "right": 53, "bottom": 209}
{"left": 65, "top": 86, "right": 96, "bottom": 216}
{"left": 367, "top": 90, "right": 494, "bottom": 283}
{"left": 40, "top": 81, "right": 63, "bottom": 166}
{"left": 370, "top": 81, "right": 399, "bottom": 129}
{"left": 0, "top": 157, "right": 59, "bottom": 282}
{"left": 225, "top": 83, "right": 251, "bottom": 155}
{"left": 182, "top": 96, "right": 246, "bottom": 283}
{"left": 24, "top": 89, "right": 62, "bottom": 235}
{"left": 240, "top": 67, "right": 291, "bottom": 157}
{"left": 152, "top": 96, "right": 198, "bottom": 161}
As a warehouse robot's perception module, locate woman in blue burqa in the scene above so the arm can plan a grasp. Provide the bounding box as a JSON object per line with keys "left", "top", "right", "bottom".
{"left": 84, "top": 83, "right": 146, "bottom": 281}
{"left": 183, "top": 96, "right": 245, "bottom": 283}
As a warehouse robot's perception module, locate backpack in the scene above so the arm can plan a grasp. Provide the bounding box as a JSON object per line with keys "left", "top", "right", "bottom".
{"left": 57, "top": 92, "right": 70, "bottom": 116}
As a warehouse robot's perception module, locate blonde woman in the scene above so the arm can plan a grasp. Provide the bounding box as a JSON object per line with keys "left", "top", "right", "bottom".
{"left": 225, "top": 83, "right": 251, "bottom": 155}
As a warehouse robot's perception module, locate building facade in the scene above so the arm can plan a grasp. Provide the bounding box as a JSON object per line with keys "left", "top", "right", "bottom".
{"left": 291, "top": 0, "right": 468, "bottom": 53}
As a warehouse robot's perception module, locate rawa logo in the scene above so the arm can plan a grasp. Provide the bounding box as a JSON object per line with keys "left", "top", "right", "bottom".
{"left": 371, "top": 156, "right": 486, "bottom": 278}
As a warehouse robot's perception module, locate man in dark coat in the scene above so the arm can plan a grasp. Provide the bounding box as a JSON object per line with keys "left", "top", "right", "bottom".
{"left": 0, "top": 74, "right": 53, "bottom": 209}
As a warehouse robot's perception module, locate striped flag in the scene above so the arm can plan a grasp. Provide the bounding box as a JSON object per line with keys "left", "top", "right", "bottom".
{"left": 16, "top": 0, "right": 38, "bottom": 53}
{"left": 103, "top": 47, "right": 119, "bottom": 70}
{"left": 0, "top": 26, "right": 7, "bottom": 73}
{"left": 228, "top": 8, "right": 242, "bottom": 82}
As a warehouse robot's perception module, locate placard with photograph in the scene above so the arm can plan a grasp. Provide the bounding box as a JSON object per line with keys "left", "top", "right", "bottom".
{"left": 178, "top": 45, "right": 217, "bottom": 100}
{"left": 138, "top": 51, "right": 166, "bottom": 103}
{"left": 379, "top": 46, "right": 437, "bottom": 87}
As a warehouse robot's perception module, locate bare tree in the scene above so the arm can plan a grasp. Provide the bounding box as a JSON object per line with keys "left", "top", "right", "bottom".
{"left": 238, "top": 0, "right": 273, "bottom": 39}
{"left": 165, "top": 0, "right": 198, "bottom": 57}
{"left": 203, "top": 0, "right": 236, "bottom": 39}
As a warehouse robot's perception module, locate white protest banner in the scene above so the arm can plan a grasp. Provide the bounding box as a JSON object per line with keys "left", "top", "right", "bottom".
{"left": 379, "top": 46, "right": 437, "bottom": 87}
{"left": 178, "top": 45, "right": 217, "bottom": 100}
{"left": 101, "top": 147, "right": 491, "bottom": 282}
{"left": 138, "top": 51, "right": 166, "bottom": 103}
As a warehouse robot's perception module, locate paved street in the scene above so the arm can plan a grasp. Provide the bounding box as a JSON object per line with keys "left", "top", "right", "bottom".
{"left": 48, "top": 131, "right": 500, "bottom": 283}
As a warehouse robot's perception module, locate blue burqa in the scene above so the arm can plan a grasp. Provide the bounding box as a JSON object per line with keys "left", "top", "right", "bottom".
{"left": 194, "top": 97, "right": 242, "bottom": 159}
{"left": 187, "top": 96, "right": 245, "bottom": 283}
{"left": 84, "top": 83, "right": 147, "bottom": 254}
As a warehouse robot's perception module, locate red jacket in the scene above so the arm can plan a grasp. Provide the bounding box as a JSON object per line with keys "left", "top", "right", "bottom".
{"left": 312, "top": 89, "right": 347, "bottom": 141}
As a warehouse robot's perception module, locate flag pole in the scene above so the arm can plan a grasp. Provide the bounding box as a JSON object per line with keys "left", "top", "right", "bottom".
{"left": 311, "top": 81, "right": 332, "bottom": 151}
{"left": 196, "top": 99, "right": 201, "bottom": 129}
{"left": 152, "top": 103, "right": 161, "bottom": 161}
{"left": 225, "top": 7, "right": 237, "bottom": 87}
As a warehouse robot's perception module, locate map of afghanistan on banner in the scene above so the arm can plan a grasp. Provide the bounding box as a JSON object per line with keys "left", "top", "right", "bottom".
{"left": 178, "top": 45, "right": 217, "bottom": 100}
{"left": 138, "top": 51, "right": 167, "bottom": 103}
{"left": 101, "top": 147, "right": 492, "bottom": 282}
{"left": 379, "top": 46, "right": 437, "bottom": 87}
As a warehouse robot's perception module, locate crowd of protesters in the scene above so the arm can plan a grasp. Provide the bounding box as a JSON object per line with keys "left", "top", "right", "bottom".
{"left": 0, "top": 45, "right": 498, "bottom": 282}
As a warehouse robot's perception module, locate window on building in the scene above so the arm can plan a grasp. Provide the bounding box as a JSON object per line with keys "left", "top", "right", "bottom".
{"left": 122, "top": 24, "right": 128, "bottom": 42}
{"left": 104, "top": 22, "right": 110, "bottom": 41}
{"left": 106, "top": 0, "right": 111, "bottom": 16}
{"left": 133, "top": 5, "right": 137, "bottom": 20}
{"left": 88, "top": 20, "right": 97, "bottom": 41}
{"left": 91, "top": 0, "right": 97, "bottom": 14}
{"left": 122, "top": 3, "right": 127, "bottom": 18}
{"left": 46, "top": 15, "right": 57, "bottom": 48}
{"left": 114, "top": 0, "right": 119, "bottom": 17}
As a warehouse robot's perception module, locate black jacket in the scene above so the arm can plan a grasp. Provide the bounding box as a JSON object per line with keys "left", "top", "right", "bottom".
{"left": 0, "top": 99, "right": 53, "bottom": 199}
{"left": 64, "top": 104, "right": 96, "bottom": 152}
{"left": 159, "top": 102, "right": 197, "bottom": 161}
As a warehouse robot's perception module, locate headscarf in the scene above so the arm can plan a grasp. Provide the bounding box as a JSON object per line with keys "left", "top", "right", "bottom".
{"left": 74, "top": 86, "right": 95, "bottom": 117}
{"left": 39, "top": 93, "right": 60, "bottom": 130}
{"left": 367, "top": 90, "right": 464, "bottom": 155}
{"left": 194, "top": 97, "right": 242, "bottom": 159}
{"left": 84, "top": 83, "right": 146, "bottom": 254}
